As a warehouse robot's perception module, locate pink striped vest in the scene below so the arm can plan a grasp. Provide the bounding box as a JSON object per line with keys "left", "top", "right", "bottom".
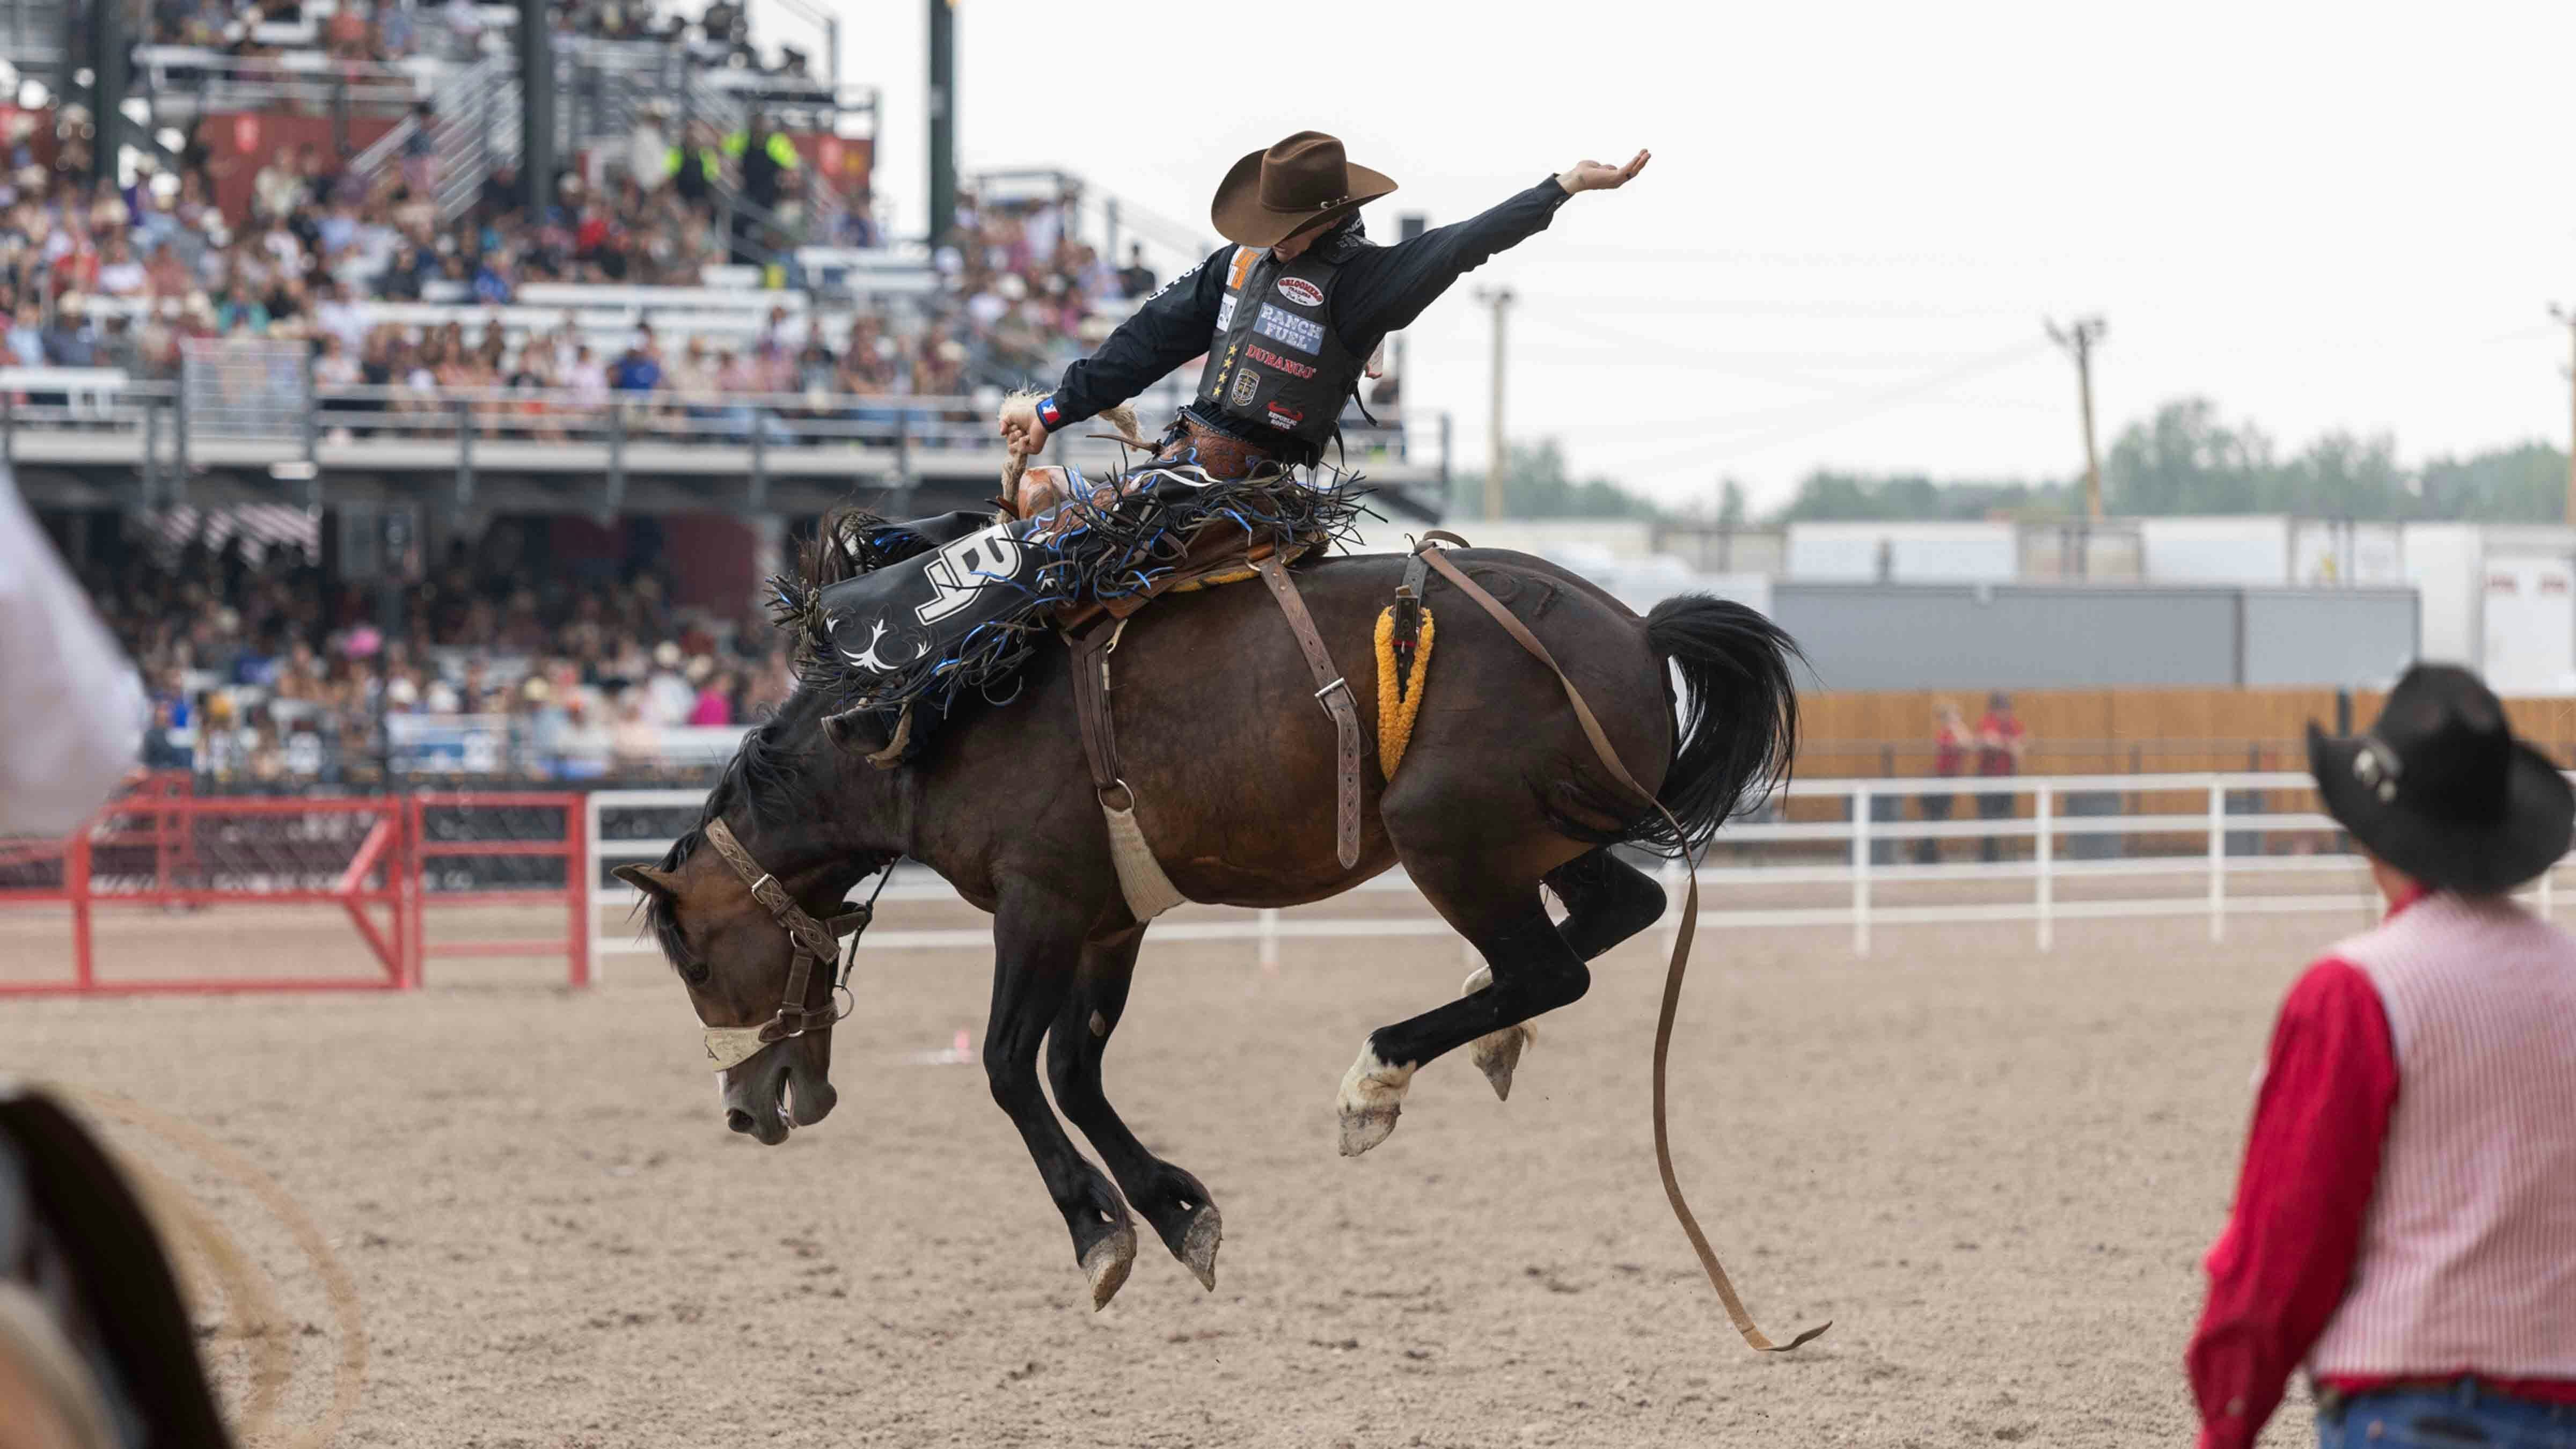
{"left": 2309, "top": 892, "right": 2576, "bottom": 1379}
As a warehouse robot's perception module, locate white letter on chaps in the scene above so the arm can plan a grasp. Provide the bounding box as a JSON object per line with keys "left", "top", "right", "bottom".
{"left": 914, "top": 524, "right": 1024, "bottom": 626}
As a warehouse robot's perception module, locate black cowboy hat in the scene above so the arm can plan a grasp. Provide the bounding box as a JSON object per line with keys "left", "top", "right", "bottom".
{"left": 2307, "top": 663, "right": 2574, "bottom": 895}
{"left": 1210, "top": 131, "right": 1397, "bottom": 249}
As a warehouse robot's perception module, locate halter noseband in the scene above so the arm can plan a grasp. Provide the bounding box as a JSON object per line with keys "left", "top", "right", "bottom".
{"left": 697, "top": 818, "right": 884, "bottom": 1072}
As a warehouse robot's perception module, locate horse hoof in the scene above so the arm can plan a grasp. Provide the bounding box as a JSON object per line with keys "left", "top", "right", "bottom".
{"left": 1335, "top": 1044, "right": 1416, "bottom": 1158}
{"left": 1082, "top": 1224, "right": 1137, "bottom": 1311}
{"left": 1177, "top": 1204, "right": 1223, "bottom": 1291}
{"left": 1338, "top": 1104, "right": 1400, "bottom": 1157}
{"left": 1470, "top": 1024, "right": 1531, "bottom": 1102}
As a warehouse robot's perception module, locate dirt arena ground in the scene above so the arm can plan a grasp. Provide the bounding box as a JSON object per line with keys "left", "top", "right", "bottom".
{"left": 0, "top": 892, "right": 2379, "bottom": 1447}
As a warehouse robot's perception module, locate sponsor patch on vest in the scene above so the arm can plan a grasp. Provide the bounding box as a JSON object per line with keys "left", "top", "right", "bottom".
{"left": 1255, "top": 303, "right": 1324, "bottom": 355}
{"left": 1245, "top": 344, "right": 1316, "bottom": 379}
{"left": 1275, "top": 276, "right": 1324, "bottom": 308}
{"left": 1214, "top": 292, "right": 1238, "bottom": 332}
{"left": 1264, "top": 401, "right": 1304, "bottom": 430}
{"left": 1230, "top": 367, "right": 1261, "bottom": 407}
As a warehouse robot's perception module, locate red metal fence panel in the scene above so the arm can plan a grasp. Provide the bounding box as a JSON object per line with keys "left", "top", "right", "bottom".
{"left": 405, "top": 792, "right": 589, "bottom": 988}
{"left": 0, "top": 784, "right": 595, "bottom": 994}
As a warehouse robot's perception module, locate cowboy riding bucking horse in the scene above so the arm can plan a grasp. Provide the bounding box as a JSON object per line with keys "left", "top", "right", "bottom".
{"left": 802, "top": 131, "right": 1651, "bottom": 757}
{"left": 627, "top": 134, "right": 1828, "bottom": 1345}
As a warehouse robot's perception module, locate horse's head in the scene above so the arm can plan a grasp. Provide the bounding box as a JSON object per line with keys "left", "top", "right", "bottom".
{"left": 617, "top": 688, "right": 896, "bottom": 1146}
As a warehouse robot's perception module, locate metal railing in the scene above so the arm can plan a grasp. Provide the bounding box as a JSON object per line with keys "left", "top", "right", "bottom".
{"left": 344, "top": 53, "right": 517, "bottom": 222}
{"left": 0, "top": 376, "right": 1452, "bottom": 506}
{"left": 580, "top": 771, "right": 2532, "bottom": 976}
{"left": 130, "top": 49, "right": 427, "bottom": 122}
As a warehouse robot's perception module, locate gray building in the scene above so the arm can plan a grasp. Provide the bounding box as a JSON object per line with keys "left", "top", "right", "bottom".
{"left": 1770, "top": 582, "right": 2419, "bottom": 692}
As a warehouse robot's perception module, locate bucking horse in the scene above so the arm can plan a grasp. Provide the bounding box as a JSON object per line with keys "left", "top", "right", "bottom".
{"left": 619, "top": 452, "right": 1821, "bottom": 1347}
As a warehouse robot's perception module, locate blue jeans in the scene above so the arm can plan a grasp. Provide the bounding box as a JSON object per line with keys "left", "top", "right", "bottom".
{"left": 2321, "top": 1384, "right": 2576, "bottom": 1448}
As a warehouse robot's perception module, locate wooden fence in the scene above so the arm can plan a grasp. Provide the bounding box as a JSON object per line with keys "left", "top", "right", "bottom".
{"left": 1798, "top": 686, "right": 2576, "bottom": 779}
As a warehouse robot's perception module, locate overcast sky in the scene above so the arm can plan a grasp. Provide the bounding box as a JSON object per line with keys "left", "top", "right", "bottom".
{"left": 772, "top": 1, "right": 2576, "bottom": 513}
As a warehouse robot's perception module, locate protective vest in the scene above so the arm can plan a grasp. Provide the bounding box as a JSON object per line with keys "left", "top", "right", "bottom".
{"left": 2307, "top": 892, "right": 2576, "bottom": 1380}
{"left": 1191, "top": 244, "right": 1366, "bottom": 452}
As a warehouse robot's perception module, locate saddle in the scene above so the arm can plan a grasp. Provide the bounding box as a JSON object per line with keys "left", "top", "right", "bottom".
{"left": 799, "top": 418, "right": 1368, "bottom": 887}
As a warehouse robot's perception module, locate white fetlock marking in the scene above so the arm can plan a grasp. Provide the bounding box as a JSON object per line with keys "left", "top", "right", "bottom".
{"left": 1337, "top": 1044, "right": 1417, "bottom": 1120}
{"left": 1336, "top": 1043, "right": 1418, "bottom": 1154}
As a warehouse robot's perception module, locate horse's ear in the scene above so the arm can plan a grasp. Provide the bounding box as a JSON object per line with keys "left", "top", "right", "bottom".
{"left": 614, "top": 863, "right": 679, "bottom": 901}
{"left": 820, "top": 708, "right": 868, "bottom": 756}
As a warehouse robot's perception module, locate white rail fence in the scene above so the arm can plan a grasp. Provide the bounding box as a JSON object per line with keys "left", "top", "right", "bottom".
{"left": 582, "top": 772, "right": 2564, "bottom": 975}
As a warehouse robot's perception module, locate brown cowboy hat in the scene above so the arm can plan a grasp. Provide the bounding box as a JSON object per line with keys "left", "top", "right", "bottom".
{"left": 2308, "top": 663, "right": 2574, "bottom": 895}
{"left": 1210, "top": 131, "right": 1397, "bottom": 248}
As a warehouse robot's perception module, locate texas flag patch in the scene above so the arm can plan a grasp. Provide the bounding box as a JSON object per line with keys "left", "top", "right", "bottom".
{"left": 1036, "top": 396, "right": 1062, "bottom": 429}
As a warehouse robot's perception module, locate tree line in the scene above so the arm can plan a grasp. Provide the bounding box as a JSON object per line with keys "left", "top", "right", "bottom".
{"left": 1465, "top": 399, "right": 2570, "bottom": 526}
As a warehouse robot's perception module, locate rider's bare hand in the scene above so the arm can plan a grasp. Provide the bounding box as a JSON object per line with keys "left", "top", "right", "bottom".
{"left": 998, "top": 399, "right": 1046, "bottom": 456}
{"left": 1558, "top": 149, "right": 1650, "bottom": 195}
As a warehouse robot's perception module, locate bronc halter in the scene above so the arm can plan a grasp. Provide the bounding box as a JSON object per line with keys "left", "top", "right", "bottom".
{"left": 694, "top": 817, "right": 888, "bottom": 1072}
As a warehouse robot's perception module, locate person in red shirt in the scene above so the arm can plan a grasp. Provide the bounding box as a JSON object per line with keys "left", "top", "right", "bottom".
{"left": 1916, "top": 699, "right": 1968, "bottom": 865}
{"left": 2186, "top": 664, "right": 2576, "bottom": 1448}
{"left": 1974, "top": 691, "right": 2026, "bottom": 862}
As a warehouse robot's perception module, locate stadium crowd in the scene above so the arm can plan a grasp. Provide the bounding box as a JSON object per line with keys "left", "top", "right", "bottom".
{"left": 90, "top": 521, "right": 794, "bottom": 787}
{"left": 0, "top": 104, "right": 1150, "bottom": 415}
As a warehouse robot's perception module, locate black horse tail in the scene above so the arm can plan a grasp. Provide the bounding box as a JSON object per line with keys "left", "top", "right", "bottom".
{"left": 1631, "top": 595, "right": 1803, "bottom": 855}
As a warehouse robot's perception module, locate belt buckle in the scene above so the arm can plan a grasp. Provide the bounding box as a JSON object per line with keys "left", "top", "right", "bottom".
{"left": 1314, "top": 676, "right": 1352, "bottom": 709}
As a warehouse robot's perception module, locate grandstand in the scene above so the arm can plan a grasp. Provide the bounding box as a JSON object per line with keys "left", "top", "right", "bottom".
{"left": 0, "top": 0, "right": 1454, "bottom": 790}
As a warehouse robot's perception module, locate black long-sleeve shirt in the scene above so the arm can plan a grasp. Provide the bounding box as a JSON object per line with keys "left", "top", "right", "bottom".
{"left": 1037, "top": 175, "right": 1574, "bottom": 448}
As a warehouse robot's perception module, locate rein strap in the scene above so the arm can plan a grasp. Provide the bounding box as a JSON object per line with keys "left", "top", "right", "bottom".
{"left": 1414, "top": 537, "right": 1827, "bottom": 1355}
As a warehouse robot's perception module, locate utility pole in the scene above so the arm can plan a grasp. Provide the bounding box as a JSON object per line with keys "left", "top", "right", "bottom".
{"left": 2554, "top": 305, "right": 2576, "bottom": 527}
{"left": 926, "top": 0, "right": 956, "bottom": 248}
{"left": 2047, "top": 316, "right": 2108, "bottom": 521}
{"left": 1477, "top": 287, "right": 1514, "bottom": 520}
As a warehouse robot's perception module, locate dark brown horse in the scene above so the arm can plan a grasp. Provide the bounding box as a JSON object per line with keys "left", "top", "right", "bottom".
{"left": 620, "top": 535, "right": 1799, "bottom": 1308}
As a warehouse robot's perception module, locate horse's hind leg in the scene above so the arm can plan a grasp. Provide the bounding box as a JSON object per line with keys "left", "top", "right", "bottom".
{"left": 1467, "top": 847, "right": 1670, "bottom": 1100}
{"left": 1046, "top": 927, "right": 1225, "bottom": 1290}
{"left": 984, "top": 885, "right": 1139, "bottom": 1308}
{"left": 1337, "top": 853, "right": 1591, "bottom": 1157}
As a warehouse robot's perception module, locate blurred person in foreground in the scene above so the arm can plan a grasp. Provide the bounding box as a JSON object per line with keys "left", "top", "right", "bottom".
{"left": 0, "top": 466, "right": 144, "bottom": 833}
{"left": 2187, "top": 664, "right": 2576, "bottom": 1447}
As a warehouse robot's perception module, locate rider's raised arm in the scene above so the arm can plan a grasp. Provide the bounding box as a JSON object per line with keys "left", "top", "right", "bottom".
{"left": 1333, "top": 149, "right": 1648, "bottom": 343}
{"left": 1030, "top": 244, "right": 1234, "bottom": 436}
{"left": 1329, "top": 177, "right": 1572, "bottom": 342}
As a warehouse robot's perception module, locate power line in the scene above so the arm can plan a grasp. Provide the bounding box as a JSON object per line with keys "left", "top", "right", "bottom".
{"left": 1576, "top": 340, "right": 2052, "bottom": 478}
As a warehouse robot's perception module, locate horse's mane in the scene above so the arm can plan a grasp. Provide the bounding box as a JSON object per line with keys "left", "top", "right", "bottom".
{"left": 642, "top": 514, "right": 874, "bottom": 969}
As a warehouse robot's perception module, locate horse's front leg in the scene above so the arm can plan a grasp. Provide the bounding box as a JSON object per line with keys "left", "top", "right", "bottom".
{"left": 1046, "top": 925, "right": 1224, "bottom": 1290}
{"left": 984, "top": 885, "right": 1138, "bottom": 1308}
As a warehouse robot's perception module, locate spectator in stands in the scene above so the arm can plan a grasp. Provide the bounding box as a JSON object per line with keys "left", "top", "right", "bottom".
{"left": 610, "top": 328, "right": 661, "bottom": 392}
{"left": 688, "top": 662, "right": 734, "bottom": 726}
{"left": 566, "top": 343, "right": 609, "bottom": 406}
{"left": 1975, "top": 690, "right": 2027, "bottom": 862}
{"left": 95, "top": 236, "right": 145, "bottom": 297}
{"left": 41, "top": 295, "right": 94, "bottom": 366}
{"left": 1116, "top": 243, "right": 1155, "bottom": 300}
{"left": 1918, "top": 700, "right": 1967, "bottom": 865}
{"left": 5, "top": 302, "right": 42, "bottom": 367}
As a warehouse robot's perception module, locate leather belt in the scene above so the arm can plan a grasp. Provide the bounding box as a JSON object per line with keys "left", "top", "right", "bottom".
{"left": 1256, "top": 555, "right": 1364, "bottom": 869}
